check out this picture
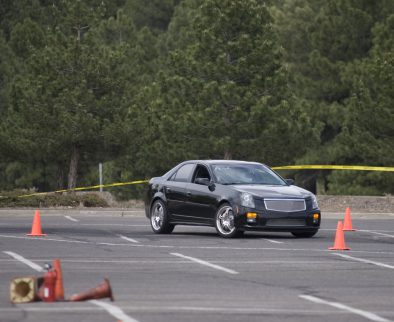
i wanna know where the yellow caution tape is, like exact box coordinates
[16,180,149,198]
[272,165,394,172]
[2,164,393,199]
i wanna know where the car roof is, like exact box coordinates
[161,160,271,180]
[184,160,264,166]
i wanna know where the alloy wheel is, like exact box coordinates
[151,202,164,231]
[216,206,236,235]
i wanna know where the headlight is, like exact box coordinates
[311,195,319,209]
[241,192,255,208]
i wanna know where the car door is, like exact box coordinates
[184,164,218,224]
[165,163,196,220]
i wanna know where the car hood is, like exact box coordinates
[233,184,312,199]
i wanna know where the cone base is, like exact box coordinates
[27,234,46,236]
[343,229,356,231]
[329,247,350,250]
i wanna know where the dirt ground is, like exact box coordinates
[317,195,394,213]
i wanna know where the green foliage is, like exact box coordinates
[1,0,135,190]
[326,171,391,196]
[135,0,318,176]
[0,191,108,208]
[0,31,14,123]
[79,193,109,207]
[124,0,180,33]
[0,0,393,198]
[274,0,394,194]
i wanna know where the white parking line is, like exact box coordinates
[64,215,79,222]
[321,229,394,239]
[3,251,44,272]
[358,230,394,238]
[80,224,149,227]
[299,295,393,322]
[0,223,149,227]
[0,305,359,314]
[262,238,283,244]
[0,235,90,244]
[1,234,394,255]
[171,252,238,274]
[0,307,100,312]
[97,242,136,246]
[90,300,140,322]
[0,258,352,265]
[118,234,139,243]
[333,253,394,270]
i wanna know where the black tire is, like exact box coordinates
[215,203,242,238]
[291,230,318,238]
[150,200,174,234]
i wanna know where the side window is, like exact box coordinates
[172,164,195,182]
[193,165,211,182]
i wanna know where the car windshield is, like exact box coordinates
[212,163,286,185]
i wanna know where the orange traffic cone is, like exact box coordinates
[27,210,46,236]
[343,207,356,231]
[68,278,114,302]
[329,221,350,250]
[53,259,65,301]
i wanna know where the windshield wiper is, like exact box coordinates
[222,182,285,185]
[221,182,246,185]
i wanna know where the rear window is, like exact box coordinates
[171,163,195,182]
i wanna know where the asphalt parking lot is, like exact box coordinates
[1,209,393,322]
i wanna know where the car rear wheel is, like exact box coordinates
[215,203,242,238]
[150,200,174,234]
[291,230,318,238]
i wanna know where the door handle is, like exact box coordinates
[165,187,171,193]
[186,192,191,197]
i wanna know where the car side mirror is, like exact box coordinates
[285,179,295,185]
[195,178,210,186]
[208,181,216,191]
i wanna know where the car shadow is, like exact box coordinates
[170,230,296,240]
[171,231,219,238]
[242,233,294,239]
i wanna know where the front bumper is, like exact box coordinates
[235,206,321,232]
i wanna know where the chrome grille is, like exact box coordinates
[266,219,306,226]
[264,199,306,212]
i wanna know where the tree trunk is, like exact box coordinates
[67,145,79,190]
[56,165,65,190]
[222,103,232,160]
[224,150,232,160]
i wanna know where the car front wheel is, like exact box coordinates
[150,200,174,234]
[215,203,242,238]
[291,230,318,238]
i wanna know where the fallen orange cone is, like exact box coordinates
[329,221,350,250]
[53,259,65,301]
[343,207,356,231]
[10,276,43,303]
[68,278,114,302]
[27,209,46,237]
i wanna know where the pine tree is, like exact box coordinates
[136,0,317,175]
[3,1,130,190]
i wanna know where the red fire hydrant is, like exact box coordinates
[38,264,57,302]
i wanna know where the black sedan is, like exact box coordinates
[145,160,321,238]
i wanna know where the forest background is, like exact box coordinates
[0,0,393,199]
